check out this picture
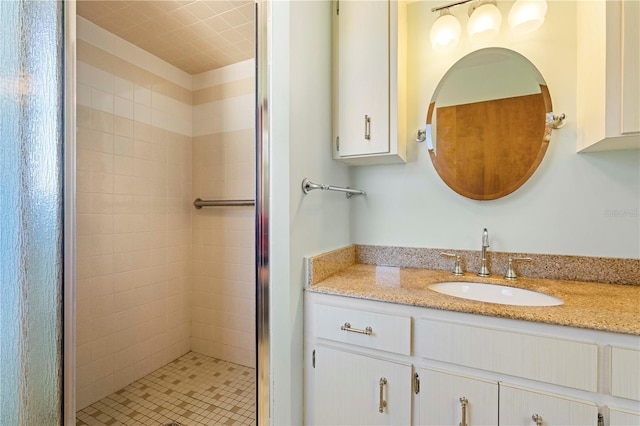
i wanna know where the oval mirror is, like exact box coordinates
[426,47,553,200]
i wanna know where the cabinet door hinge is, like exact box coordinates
[312,349,316,368]
[336,136,340,152]
[413,372,420,394]
[597,413,604,426]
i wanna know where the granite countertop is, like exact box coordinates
[307,264,640,336]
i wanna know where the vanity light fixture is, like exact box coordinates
[467,1,502,42]
[430,8,462,50]
[508,0,547,34]
[429,0,548,50]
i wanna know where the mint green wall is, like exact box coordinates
[350,1,639,258]
[270,1,350,424]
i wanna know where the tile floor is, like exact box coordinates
[76,352,256,426]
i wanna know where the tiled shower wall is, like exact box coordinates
[191,63,256,368]
[75,17,255,410]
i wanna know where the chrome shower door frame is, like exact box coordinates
[255,0,271,424]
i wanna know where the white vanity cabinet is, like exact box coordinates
[418,370,598,426]
[419,368,498,425]
[499,384,598,426]
[577,0,640,152]
[609,407,640,425]
[306,302,413,425]
[417,319,599,425]
[332,0,407,165]
[313,346,413,425]
[611,345,640,401]
[607,346,640,425]
[304,292,640,425]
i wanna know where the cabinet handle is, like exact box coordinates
[364,115,371,140]
[379,377,387,413]
[532,414,543,426]
[459,396,468,426]
[340,322,373,335]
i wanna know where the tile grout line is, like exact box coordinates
[77,351,256,426]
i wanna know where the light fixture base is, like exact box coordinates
[467,0,497,17]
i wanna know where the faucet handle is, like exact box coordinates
[504,257,532,280]
[441,252,464,276]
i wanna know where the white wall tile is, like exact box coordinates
[114,97,134,119]
[151,92,168,112]
[114,77,134,101]
[77,22,256,410]
[77,61,92,85]
[91,89,114,114]
[192,58,254,89]
[90,22,115,54]
[77,16,92,42]
[92,68,113,93]
[152,109,168,129]
[82,18,192,90]
[134,103,152,125]
[77,83,92,108]
[134,85,152,107]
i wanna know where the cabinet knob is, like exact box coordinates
[532,413,543,426]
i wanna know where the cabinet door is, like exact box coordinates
[419,368,498,426]
[621,0,639,135]
[611,346,640,401]
[500,383,598,426]
[313,346,412,425]
[609,407,640,425]
[337,0,390,157]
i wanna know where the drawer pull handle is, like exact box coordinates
[532,414,543,426]
[364,115,371,140]
[340,322,373,335]
[459,396,468,426]
[379,377,387,413]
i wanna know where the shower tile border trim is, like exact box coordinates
[78,41,255,111]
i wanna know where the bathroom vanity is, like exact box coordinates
[303,256,640,425]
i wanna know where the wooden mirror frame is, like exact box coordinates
[426,48,553,200]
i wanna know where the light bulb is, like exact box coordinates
[508,0,547,34]
[467,2,502,43]
[430,10,461,51]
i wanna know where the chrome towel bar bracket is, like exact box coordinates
[301,178,365,199]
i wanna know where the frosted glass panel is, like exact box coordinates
[0,0,64,424]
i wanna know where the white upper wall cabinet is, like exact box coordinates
[577,0,640,152]
[332,0,407,165]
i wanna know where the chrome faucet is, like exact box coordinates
[478,228,490,277]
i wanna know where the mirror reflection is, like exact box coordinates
[426,47,552,200]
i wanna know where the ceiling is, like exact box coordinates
[77,1,255,75]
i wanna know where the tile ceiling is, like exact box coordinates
[77,1,255,75]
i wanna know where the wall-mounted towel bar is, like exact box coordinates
[301,178,365,198]
[193,198,255,209]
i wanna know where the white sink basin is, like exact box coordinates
[428,281,563,306]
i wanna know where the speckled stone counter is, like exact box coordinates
[306,246,640,336]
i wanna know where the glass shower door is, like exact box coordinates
[0,0,65,423]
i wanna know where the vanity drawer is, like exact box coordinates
[313,304,411,355]
[611,346,640,401]
[418,319,598,392]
